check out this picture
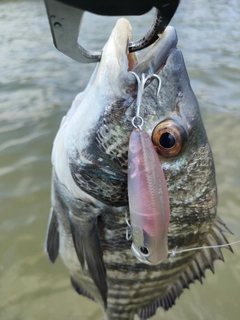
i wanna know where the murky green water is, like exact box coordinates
[1,0,240,319]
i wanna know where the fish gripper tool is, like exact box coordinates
[44,0,180,63]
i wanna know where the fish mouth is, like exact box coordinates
[130,25,178,75]
[101,18,178,86]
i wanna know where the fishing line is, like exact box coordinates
[168,240,240,257]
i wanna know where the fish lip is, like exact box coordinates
[100,20,178,90]
[129,26,178,75]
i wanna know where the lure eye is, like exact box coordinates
[152,120,188,157]
[140,246,149,255]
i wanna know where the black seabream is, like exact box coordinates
[45,18,232,320]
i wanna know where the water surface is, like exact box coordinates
[1,0,240,319]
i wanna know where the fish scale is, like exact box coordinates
[46,19,232,320]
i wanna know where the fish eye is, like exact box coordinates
[152,120,188,157]
[140,246,149,256]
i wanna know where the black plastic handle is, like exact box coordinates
[57,0,180,16]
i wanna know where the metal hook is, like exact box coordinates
[125,211,132,241]
[130,72,161,129]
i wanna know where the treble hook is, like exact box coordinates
[130,72,161,129]
[125,211,132,241]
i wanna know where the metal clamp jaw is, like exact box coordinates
[44,0,180,63]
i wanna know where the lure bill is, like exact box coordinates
[128,128,170,265]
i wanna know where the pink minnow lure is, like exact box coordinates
[128,128,170,265]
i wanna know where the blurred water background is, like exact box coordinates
[0,0,240,319]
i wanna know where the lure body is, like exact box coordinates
[128,129,170,265]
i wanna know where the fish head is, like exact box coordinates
[53,18,217,258]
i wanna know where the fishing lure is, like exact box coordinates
[127,73,170,265]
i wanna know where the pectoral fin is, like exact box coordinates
[45,208,59,263]
[70,276,95,301]
[69,215,85,268]
[69,214,107,309]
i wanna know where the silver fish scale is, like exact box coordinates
[69,98,138,205]
[96,99,135,171]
